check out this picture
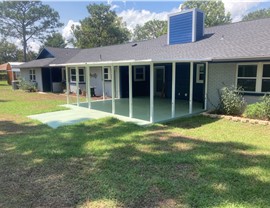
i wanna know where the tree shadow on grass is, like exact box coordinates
[0,117,270,208]
[165,115,219,129]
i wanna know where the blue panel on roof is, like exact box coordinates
[196,11,204,41]
[169,12,193,45]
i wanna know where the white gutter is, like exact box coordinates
[49,58,212,67]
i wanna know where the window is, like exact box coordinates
[196,64,204,83]
[62,68,66,81]
[29,69,36,81]
[236,63,270,93]
[70,68,85,83]
[262,64,270,92]
[134,66,145,81]
[237,64,257,91]
[103,67,111,80]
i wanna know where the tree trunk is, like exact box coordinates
[22,24,27,62]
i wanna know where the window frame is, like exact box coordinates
[29,69,36,82]
[103,67,111,81]
[134,66,146,82]
[262,64,270,92]
[70,67,85,83]
[236,62,270,93]
[196,64,204,84]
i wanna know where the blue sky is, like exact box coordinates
[27,1,270,51]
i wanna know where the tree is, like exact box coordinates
[72,3,130,48]
[0,39,36,64]
[133,20,167,41]
[43,33,67,48]
[0,1,63,61]
[242,8,270,21]
[183,0,232,27]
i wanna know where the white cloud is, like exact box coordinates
[62,20,80,46]
[28,41,41,53]
[118,7,179,31]
[223,0,260,22]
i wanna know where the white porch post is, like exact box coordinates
[102,66,105,100]
[65,66,70,105]
[204,62,208,111]
[150,62,154,123]
[189,62,194,114]
[128,64,133,118]
[76,66,79,107]
[171,62,176,118]
[111,65,115,114]
[86,66,91,109]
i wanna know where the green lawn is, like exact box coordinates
[0,81,270,208]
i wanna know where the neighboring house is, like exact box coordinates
[20,8,270,123]
[0,62,24,85]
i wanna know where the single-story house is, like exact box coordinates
[0,62,24,84]
[20,8,270,123]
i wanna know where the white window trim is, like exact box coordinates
[70,67,85,83]
[196,64,204,84]
[236,62,270,93]
[134,66,146,82]
[103,67,112,81]
[29,69,36,82]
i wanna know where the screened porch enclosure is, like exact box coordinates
[66,61,208,123]
[78,98,203,122]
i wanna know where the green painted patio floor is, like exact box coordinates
[77,97,204,123]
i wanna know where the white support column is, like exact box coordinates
[189,62,194,114]
[102,66,105,100]
[111,65,115,114]
[150,62,154,123]
[76,66,79,107]
[65,66,70,104]
[128,64,133,118]
[171,62,176,118]
[86,66,91,109]
[204,62,208,110]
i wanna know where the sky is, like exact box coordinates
[27,0,270,51]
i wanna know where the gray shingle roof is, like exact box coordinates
[19,58,55,68]
[21,18,270,68]
[65,18,270,64]
[44,47,81,64]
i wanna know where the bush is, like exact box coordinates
[218,86,246,115]
[244,103,265,119]
[244,94,270,120]
[18,79,37,92]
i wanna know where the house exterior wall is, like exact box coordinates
[69,67,113,97]
[207,62,263,110]
[20,68,43,91]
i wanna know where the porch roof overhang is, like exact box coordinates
[49,58,212,67]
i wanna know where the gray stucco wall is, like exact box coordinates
[20,68,43,91]
[207,63,236,110]
[207,62,264,110]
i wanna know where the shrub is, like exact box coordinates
[218,86,246,115]
[261,94,270,120]
[244,94,270,120]
[244,103,265,119]
[18,79,37,92]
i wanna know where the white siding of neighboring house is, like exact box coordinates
[20,68,43,92]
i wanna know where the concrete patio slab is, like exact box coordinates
[28,104,150,129]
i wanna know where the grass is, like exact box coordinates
[0,81,270,208]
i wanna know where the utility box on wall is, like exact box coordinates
[168,8,204,45]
